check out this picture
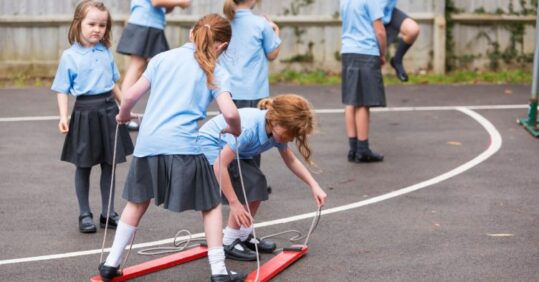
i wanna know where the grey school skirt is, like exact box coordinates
[221,159,269,205]
[116,23,169,58]
[122,154,221,213]
[341,53,386,107]
[61,92,134,167]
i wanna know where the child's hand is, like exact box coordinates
[230,202,252,227]
[221,126,241,137]
[116,110,131,124]
[311,184,327,207]
[58,117,69,134]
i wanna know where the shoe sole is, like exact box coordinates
[79,228,97,233]
[100,223,117,229]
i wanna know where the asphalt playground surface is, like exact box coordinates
[0,83,538,281]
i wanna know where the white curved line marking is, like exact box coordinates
[0,107,502,266]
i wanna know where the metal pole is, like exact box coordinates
[527,1,539,126]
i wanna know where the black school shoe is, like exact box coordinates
[355,150,384,163]
[100,212,120,229]
[99,262,122,282]
[347,150,356,162]
[79,212,97,233]
[224,239,257,261]
[390,57,409,82]
[211,270,247,282]
[243,234,276,253]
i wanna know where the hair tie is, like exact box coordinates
[204,24,211,29]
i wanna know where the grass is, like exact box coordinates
[0,69,532,88]
[270,69,533,85]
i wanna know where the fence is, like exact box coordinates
[0,0,536,78]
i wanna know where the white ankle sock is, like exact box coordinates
[239,226,253,241]
[223,226,241,246]
[208,247,227,275]
[104,221,137,267]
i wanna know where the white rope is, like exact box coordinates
[233,136,261,282]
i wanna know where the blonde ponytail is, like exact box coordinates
[191,14,232,88]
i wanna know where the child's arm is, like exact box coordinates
[151,0,191,9]
[373,18,387,66]
[215,92,241,137]
[279,147,327,207]
[111,84,122,105]
[263,15,281,61]
[117,77,150,124]
[213,146,253,227]
[56,93,69,134]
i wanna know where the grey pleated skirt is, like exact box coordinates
[221,159,269,205]
[123,154,221,213]
[116,23,169,58]
[61,92,134,167]
[341,53,386,107]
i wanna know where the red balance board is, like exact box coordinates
[90,245,208,282]
[245,245,308,282]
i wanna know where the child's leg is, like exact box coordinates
[100,163,114,216]
[355,107,383,162]
[202,204,228,275]
[75,166,92,215]
[238,201,261,241]
[104,201,150,267]
[121,55,147,91]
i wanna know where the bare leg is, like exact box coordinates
[121,55,147,91]
[203,204,224,248]
[400,18,420,44]
[355,106,370,141]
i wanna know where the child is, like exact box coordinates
[98,14,246,282]
[116,0,192,130]
[51,0,134,234]
[382,0,420,81]
[340,0,386,163]
[221,0,282,172]
[198,94,327,261]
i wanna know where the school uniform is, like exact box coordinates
[116,0,169,58]
[198,108,287,205]
[220,9,281,103]
[122,43,232,213]
[340,0,386,107]
[382,0,410,44]
[51,42,134,168]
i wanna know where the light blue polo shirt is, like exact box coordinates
[128,0,166,30]
[198,108,287,164]
[220,9,281,101]
[382,0,398,24]
[340,0,383,56]
[51,43,120,96]
[134,43,232,157]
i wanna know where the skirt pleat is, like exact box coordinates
[123,155,221,213]
[61,93,134,167]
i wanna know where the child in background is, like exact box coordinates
[98,14,246,282]
[51,0,134,234]
[221,0,281,177]
[382,0,420,81]
[116,0,192,130]
[340,0,386,163]
[198,94,327,261]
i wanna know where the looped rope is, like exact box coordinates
[138,230,206,255]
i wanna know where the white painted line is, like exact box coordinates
[0,104,529,122]
[0,107,502,266]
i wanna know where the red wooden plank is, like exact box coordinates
[90,245,208,282]
[245,245,308,282]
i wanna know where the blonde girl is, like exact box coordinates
[99,14,246,282]
[198,94,327,261]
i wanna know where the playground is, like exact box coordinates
[0,83,537,281]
